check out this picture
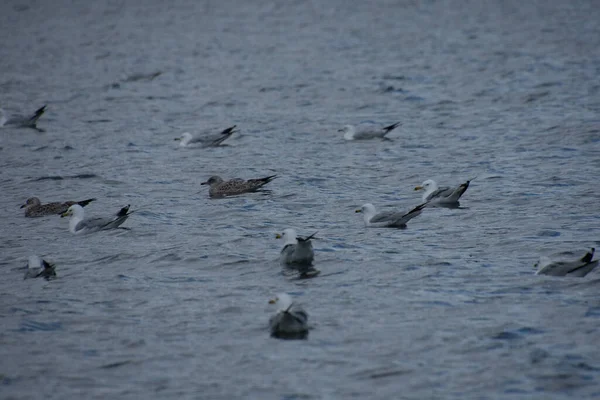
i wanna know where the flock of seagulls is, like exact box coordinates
[9,106,598,339]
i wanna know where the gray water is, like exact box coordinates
[1,0,600,399]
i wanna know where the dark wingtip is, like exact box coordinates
[78,198,97,207]
[116,204,131,217]
[221,125,238,135]
[581,248,595,263]
[383,122,401,134]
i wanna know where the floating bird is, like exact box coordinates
[200,174,277,198]
[0,105,47,131]
[356,203,425,228]
[24,256,56,281]
[20,197,96,217]
[174,125,238,147]
[61,204,133,234]
[339,122,400,140]
[276,229,317,266]
[535,248,599,277]
[268,293,309,339]
[414,179,471,205]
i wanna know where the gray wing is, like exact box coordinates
[280,242,314,266]
[371,204,425,226]
[75,214,130,232]
[370,210,406,223]
[269,305,309,335]
[425,186,453,201]
[353,127,386,140]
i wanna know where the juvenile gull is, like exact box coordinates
[339,122,400,141]
[174,125,238,147]
[24,255,56,281]
[356,203,426,228]
[61,204,133,234]
[20,197,96,217]
[414,179,470,204]
[268,293,309,339]
[535,248,599,277]
[201,174,277,198]
[276,229,317,266]
[0,105,47,131]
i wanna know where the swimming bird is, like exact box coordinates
[535,248,599,277]
[414,179,470,205]
[0,105,47,131]
[20,197,96,218]
[276,229,317,266]
[24,256,56,281]
[174,125,238,147]
[268,293,309,339]
[61,204,133,234]
[200,174,277,198]
[356,203,426,228]
[338,122,400,140]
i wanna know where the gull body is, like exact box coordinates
[61,204,133,234]
[268,293,309,339]
[414,179,470,204]
[24,255,56,280]
[535,248,599,277]
[339,122,400,141]
[0,105,47,131]
[276,228,317,266]
[201,174,277,198]
[174,125,238,147]
[20,197,96,217]
[356,203,425,228]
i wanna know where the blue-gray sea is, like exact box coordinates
[1,0,600,399]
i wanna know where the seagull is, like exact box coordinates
[414,179,471,205]
[61,204,133,234]
[20,197,96,218]
[0,105,47,131]
[268,293,309,339]
[535,248,599,277]
[276,229,317,266]
[174,125,238,147]
[200,175,277,198]
[356,203,426,228]
[24,256,56,281]
[338,122,400,141]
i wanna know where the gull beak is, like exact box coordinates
[275,233,282,239]
[337,129,343,132]
[200,181,208,185]
[414,186,423,191]
[268,298,277,304]
[20,204,26,208]
[174,137,180,141]
[355,209,362,213]
[60,210,70,218]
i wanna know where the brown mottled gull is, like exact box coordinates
[200,174,276,198]
[21,197,96,218]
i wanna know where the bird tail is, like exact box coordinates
[116,205,133,217]
[382,122,401,135]
[77,198,96,207]
[28,105,47,124]
[220,125,238,135]
[298,232,318,242]
[581,248,595,263]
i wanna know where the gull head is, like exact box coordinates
[275,228,298,245]
[339,124,356,140]
[200,175,224,187]
[269,293,294,311]
[21,197,41,208]
[174,132,193,147]
[356,203,377,223]
[61,204,84,218]
[414,179,437,192]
